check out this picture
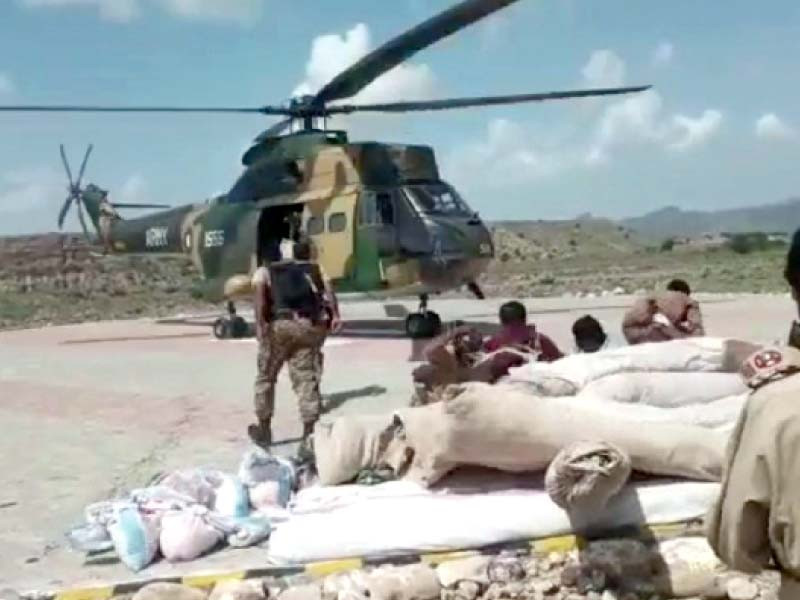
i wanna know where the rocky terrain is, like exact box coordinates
[0,221,789,331]
[83,537,778,600]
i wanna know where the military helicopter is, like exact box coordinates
[0,0,650,339]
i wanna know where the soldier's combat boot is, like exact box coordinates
[296,421,316,462]
[247,419,272,449]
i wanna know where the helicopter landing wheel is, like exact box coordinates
[405,311,441,339]
[213,317,230,340]
[213,315,249,340]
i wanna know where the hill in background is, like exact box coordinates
[620,197,800,240]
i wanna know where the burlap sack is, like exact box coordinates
[313,415,398,486]
[544,440,631,513]
[397,382,726,487]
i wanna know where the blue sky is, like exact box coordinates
[0,0,798,234]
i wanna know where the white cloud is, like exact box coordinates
[582,49,626,88]
[0,73,16,97]
[0,167,63,215]
[652,42,674,67]
[21,0,139,22]
[117,174,148,204]
[19,0,264,23]
[445,118,571,186]
[668,110,723,151]
[155,0,262,23]
[755,113,796,141]
[447,48,724,190]
[293,23,437,105]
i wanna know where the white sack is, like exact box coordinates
[397,383,726,486]
[268,478,718,563]
[556,393,748,429]
[505,338,735,394]
[580,372,747,408]
[159,507,223,562]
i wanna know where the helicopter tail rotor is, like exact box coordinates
[57,144,95,243]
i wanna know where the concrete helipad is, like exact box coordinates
[0,294,794,591]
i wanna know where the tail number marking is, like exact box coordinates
[204,229,225,248]
[145,226,169,248]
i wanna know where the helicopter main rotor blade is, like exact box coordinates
[313,0,520,106]
[57,195,74,229]
[59,144,74,187]
[111,203,171,209]
[254,117,294,142]
[326,85,652,114]
[76,144,93,188]
[0,105,293,115]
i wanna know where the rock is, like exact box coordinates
[436,556,492,588]
[453,580,481,600]
[725,576,759,600]
[529,580,558,596]
[277,584,323,600]
[133,584,208,600]
[209,580,266,600]
[367,564,441,600]
[600,591,618,600]
[560,564,580,587]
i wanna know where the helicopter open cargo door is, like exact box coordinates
[305,193,356,281]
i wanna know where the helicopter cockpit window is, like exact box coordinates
[405,185,470,216]
[359,191,395,226]
[328,212,347,233]
[307,216,324,236]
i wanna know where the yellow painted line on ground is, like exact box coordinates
[55,586,114,600]
[182,571,246,589]
[420,550,480,565]
[531,534,585,554]
[305,558,364,578]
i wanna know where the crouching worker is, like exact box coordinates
[250,239,328,451]
[411,323,527,406]
[485,301,563,361]
[706,230,800,600]
[622,279,704,345]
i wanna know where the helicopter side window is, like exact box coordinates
[307,216,324,236]
[406,185,470,216]
[359,191,394,226]
[329,212,347,233]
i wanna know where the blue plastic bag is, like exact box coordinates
[106,503,159,572]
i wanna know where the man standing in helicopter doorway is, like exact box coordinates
[250,238,335,451]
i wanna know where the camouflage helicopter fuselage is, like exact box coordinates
[80,130,494,303]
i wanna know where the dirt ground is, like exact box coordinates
[0,294,794,592]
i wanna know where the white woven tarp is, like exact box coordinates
[267,477,718,563]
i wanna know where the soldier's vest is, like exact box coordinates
[268,260,324,321]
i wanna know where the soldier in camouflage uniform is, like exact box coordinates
[249,239,335,450]
[97,193,119,254]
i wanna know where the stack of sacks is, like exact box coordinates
[66,451,294,571]
[393,381,726,487]
[504,338,760,396]
[310,381,727,488]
